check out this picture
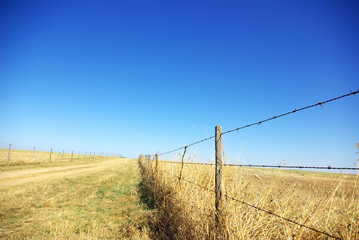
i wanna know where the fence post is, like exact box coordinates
[71,151,73,161]
[33,146,36,161]
[6,143,11,164]
[49,148,52,162]
[215,126,223,231]
[178,147,187,185]
[156,154,159,172]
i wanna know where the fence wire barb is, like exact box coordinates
[158,90,358,156]
[160,168,342,240]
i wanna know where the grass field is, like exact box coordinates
[140,157,359,239]
[2,149,357,239]
[0,158,152,239]
[0,148,115,168]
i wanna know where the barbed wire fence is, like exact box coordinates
[0,143,122,165]
[141,89,359,239]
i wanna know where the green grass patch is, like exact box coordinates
[0,159,152,239]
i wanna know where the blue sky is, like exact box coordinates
[0,0,358,168]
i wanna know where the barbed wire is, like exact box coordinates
[222,89,358,135]
[158,89,358,156]
[159,160,359,171]
[223,163,359,171]
[159,135,215,156]
[157,167,342,240]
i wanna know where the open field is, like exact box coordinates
[140,158,359,239]
[0,158,152,239]
[0,148,116,168]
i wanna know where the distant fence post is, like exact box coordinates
[7,143,11,164]
[156,154,159,172]
[215,126,223,231]
[33,146,36,161]
[49,148,53,162]
[71,151,73,161]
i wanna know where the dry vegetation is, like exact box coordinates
[0,148,115,168]
[0,158,152,239]
[140,157,359,239]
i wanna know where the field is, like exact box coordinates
[1,148,358,239]
[0,148,110,167]
[140,158,359,239]
[0,154,152,239]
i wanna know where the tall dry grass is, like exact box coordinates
[139,157,359,239]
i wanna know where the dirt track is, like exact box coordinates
[0,158,125,187]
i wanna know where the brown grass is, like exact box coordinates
[0,148,116,168]
[140,157,359,239]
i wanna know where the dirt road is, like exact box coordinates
[0,158,125,187]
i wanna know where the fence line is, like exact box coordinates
[144,161,342,239]
[224,163,358,170]
[145,90,359,239]
[159,160,359,171]
[0,143,123,165]
[158,89,358,157]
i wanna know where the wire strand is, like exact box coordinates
[159,160,359,171]
[158,89,359,156]
[159,168,342,240]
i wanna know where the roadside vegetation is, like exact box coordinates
[140,157,359,239]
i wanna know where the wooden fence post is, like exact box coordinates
[71,151,73,161]
[178,147,187,184]
[215,126,223,230]
[49,148,52,162]
[156,154,159,172]
[6,143,11,164]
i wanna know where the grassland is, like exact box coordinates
[0,158,152,239]
[140,158,359,239]
[0,148,116,170]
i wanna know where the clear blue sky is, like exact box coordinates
[0,0,358,168]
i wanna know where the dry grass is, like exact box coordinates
[0,158,152,239]
[0,148,116,168]
[140,157,359,239]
